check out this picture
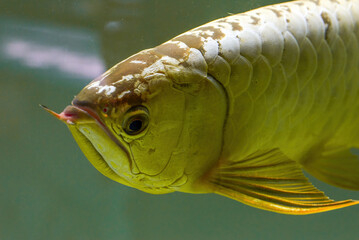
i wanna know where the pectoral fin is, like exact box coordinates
[302,146,359,190]
[209,149,358,215]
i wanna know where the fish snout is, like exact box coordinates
[40,104,95,125]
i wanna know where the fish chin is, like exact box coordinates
[69,121,175,194]
[67,123,136,188]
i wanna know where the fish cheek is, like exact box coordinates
[128,87,187,180]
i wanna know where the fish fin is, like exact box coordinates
[302,146,359,190]
[209,149,359,215]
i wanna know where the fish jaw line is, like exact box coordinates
[71,105,140,175]
[66,124,135,188]
[49,104,181,193]
[72,106,179,188]
[73,123,175,193]
[57,103,140,186]
[70,104,131,161]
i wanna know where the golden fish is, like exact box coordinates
[43,0,359,214]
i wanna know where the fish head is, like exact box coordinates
[44,48,226,194]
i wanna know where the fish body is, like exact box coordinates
[44,0,359,214]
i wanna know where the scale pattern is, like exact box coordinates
[67,0,359,212]
[83,0,359,163]
[151,0,359,162]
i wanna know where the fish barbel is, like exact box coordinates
[43,0,359,214]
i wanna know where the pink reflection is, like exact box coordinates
[3,39,105,79]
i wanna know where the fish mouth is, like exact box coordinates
[42,103,179,192]
[70,104,129,156]
[66,105,179,191]
[68,123,136,188]
[41,103,136,187]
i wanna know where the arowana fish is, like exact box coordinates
[42,0,359,214]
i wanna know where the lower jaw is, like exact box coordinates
[67,124,135,188]
[66,124,185,194]
[67,124,176,194]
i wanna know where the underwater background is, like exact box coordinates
[1,0,358,239]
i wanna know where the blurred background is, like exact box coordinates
[1,0,358,239]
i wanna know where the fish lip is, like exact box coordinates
[71,104,122,147]
[69,104,182,190]
[70,103,134,175]
[68,124,135,187]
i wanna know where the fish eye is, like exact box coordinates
[123,106,149,135]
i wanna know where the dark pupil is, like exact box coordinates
[129,120,142,132]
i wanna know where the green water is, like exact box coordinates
[1,0,358,239]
